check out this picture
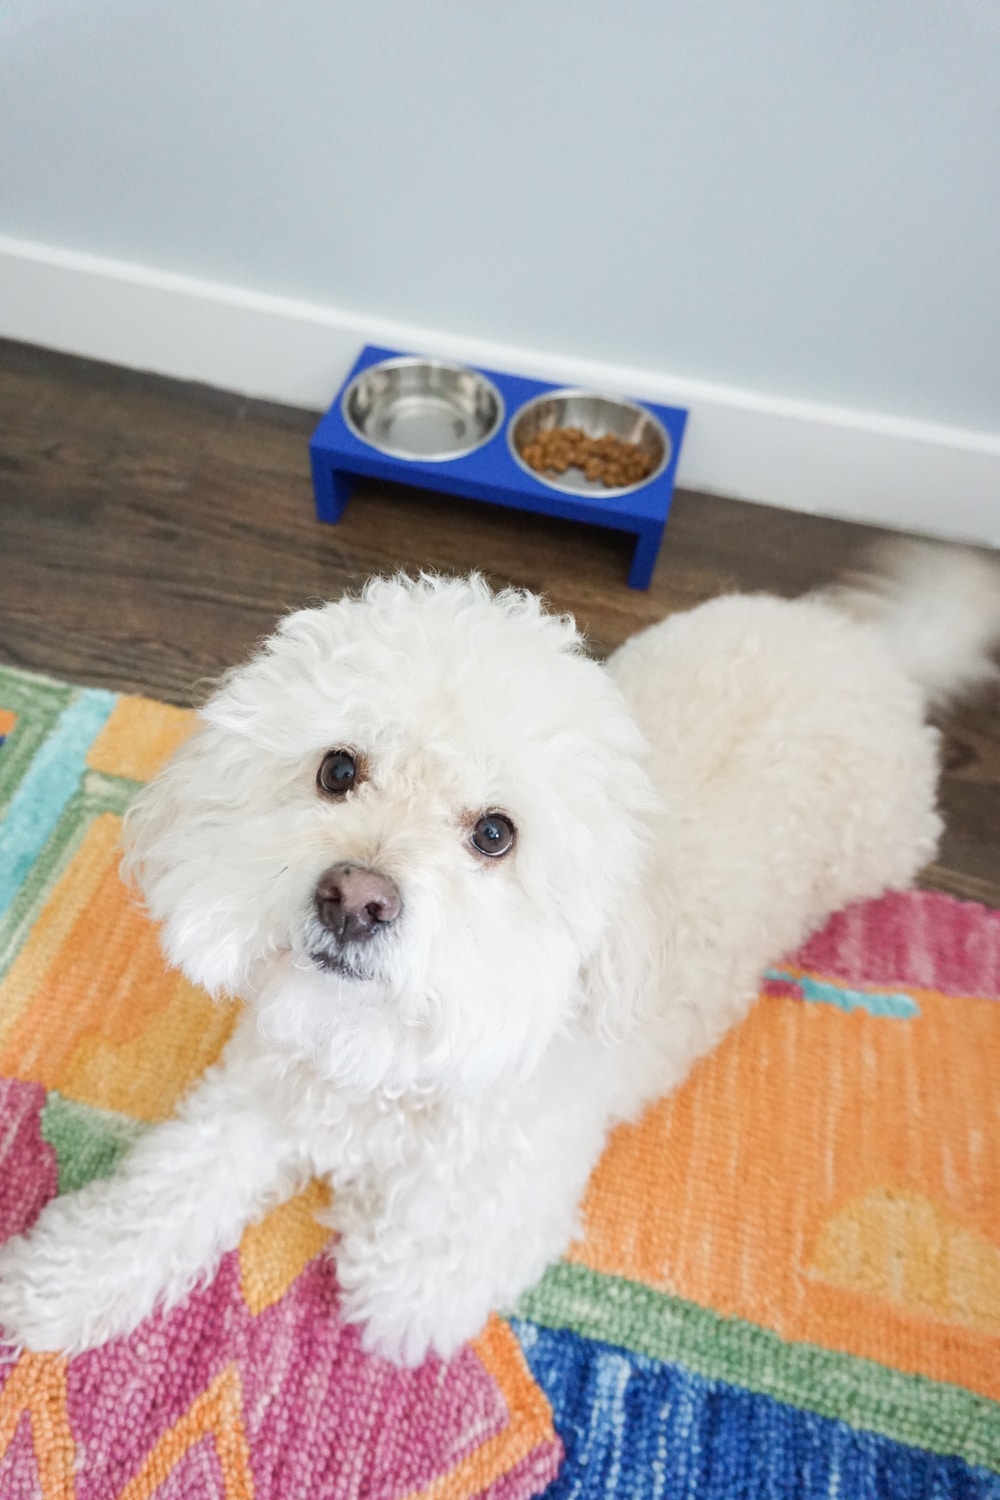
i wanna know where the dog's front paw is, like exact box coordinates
[0,1183,163,1354]
[334,1237,491,1367]
[340,1283,445,1368]
[340,1284,465,1367]
[0,1232,100,1354]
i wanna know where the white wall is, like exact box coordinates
[1,0,998,538]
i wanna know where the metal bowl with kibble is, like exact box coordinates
[508,389,670,498]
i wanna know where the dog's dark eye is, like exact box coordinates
[470,813,515,858]
[317,750,358,797]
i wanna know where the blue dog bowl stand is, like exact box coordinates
[309,345,688,590]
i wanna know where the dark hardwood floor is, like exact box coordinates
[1,337,998,905]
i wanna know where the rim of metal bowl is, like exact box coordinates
[507,387,671,497]
[341,355,505,462]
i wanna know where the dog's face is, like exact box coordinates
[125,576,653,1094]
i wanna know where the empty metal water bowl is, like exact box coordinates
[342,356,504,462]
[508,389,670,497]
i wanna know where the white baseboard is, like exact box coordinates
[1,233,997,546]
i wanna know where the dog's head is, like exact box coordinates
[124,575,654,1093]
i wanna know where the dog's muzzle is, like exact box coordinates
[314,863,402,945]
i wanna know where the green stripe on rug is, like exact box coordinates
[518,1261,1000,1473]
[41,1091,149,1195]
[0,667,74,819]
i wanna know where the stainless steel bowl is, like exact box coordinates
[508,389,670,497]
[342,357,504,462]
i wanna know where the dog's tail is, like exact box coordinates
[831,539,1000,709]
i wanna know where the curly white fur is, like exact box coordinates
[0,547,996,1364]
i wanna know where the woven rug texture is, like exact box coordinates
[0,664,997,1499]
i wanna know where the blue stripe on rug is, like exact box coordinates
[512,1320,1000,1500]
[0,688,115,917]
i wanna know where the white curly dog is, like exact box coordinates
[0,543,996,1364]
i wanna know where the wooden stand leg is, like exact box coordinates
[627,526,663,590]
[311,453,353,524]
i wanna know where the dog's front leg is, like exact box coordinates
[0,1020,304,1354]
[328,1061,609,1367]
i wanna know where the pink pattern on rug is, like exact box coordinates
[156,1441,227,1500]
[761,977,803,1001]
[64,1253,511,1500]
[0,1080,58,1243]
[791,890,1000,998]
[0,1420,39,1500]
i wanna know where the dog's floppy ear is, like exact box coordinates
[121,722,258,997]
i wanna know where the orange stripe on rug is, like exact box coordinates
[0,814,122,1049]
[0,838,236,1121]
[86,696,196,782]
[239,1180,334,1315]
[571,983,1000,1401]
[116,1365,254,1500]
[0,1354,76,1500]
[402,1318,557,1500]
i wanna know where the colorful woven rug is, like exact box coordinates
[0,664,998,1499]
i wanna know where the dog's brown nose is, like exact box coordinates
[314,864,402,943]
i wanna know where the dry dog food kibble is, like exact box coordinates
[519,427,657,488]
